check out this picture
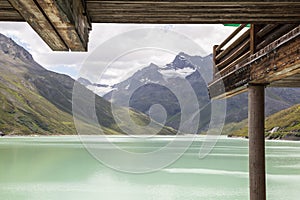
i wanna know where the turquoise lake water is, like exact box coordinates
[0,136,299,200]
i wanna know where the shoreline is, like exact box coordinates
[1,133,300,141]
[228,134,300,141]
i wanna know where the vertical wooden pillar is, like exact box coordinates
[250,24,265,54]
[213,45,218,79]
[248,84,266,200]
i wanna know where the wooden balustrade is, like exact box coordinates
[212,24,298,81]
[210,24,300,99]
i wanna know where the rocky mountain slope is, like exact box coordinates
[97,52,300,132]
[0,33,176,135]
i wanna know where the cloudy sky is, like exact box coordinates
[0,22,238,85]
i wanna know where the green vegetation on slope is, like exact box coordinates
[226,104,300,139]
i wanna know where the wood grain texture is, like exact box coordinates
[248,84,266,200]
[1,0,300,23]
[209,25,300,99]
[36,0,91,51]
[7,0,68,51]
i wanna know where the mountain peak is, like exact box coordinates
[178,52,190,57]
[148,62,159,68]
[164,52,196,70]
[0,33,34,62]
[77,77,92,86]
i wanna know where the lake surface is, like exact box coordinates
[0,136,300,200]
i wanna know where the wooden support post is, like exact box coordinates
[248,84,266,200]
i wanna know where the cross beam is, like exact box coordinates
[8,0,91,51]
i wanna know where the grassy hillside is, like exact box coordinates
[0,33,176,136]
[226,104,300,139]
[0,55,76,135]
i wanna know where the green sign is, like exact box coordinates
[224,24,251,28]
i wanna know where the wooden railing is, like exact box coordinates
[212,24,298,81]
[210,24,300,99]
[213,24,250,80]
[255,24,299,51]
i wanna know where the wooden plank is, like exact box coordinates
[216,39,250,70]
[209,63,250,98]
[216,87,248,100]
[88,17,300,24]
[216,28,250,62]
[86,1,300,23]
[0,0,13,8]
[87,7,300,13]
[257,24,278,38]
[271,81,300,87]
[0,9,23,21]
[257,24,298,50]
[2,0,300,23]
[88,13,300,19]
[7,0,68,51]
[86,1,300,6]
[215,51,250,79]
[216,24,248,52]
[36,0,91,51]
[250,24,263,54]
[251,36,300,83]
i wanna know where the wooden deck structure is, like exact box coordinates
[208,23,300,200]
[0,1,300,200]
[209,24,300,98]
[0,0,300,51]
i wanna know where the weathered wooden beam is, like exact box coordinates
[8,0,91,51]
[216,24,248,52]
[257,24,278,38]
[250,24,262,54]
[3,0,300,24]
[208,64,250,99]
[251,35,300,84]
[216,29,250,63]
[216,39,250,70]
[256,24,298,50]
[0,9,23,21]
[271,81,300,87]
[0,0,23,21]
[215,51,251,79]
[7,0,68,51]
[36,0,91,51]
[86,1,300,24]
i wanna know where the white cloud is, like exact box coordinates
[0,22,237,83]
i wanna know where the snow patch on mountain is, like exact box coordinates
[159,67,196,79]
[140,77,160,84]
[87,85,116,96]
[178,55,187,61]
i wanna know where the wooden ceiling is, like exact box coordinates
[0,0,22,21]
[1,0,300,24]
[1,0,299,51]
